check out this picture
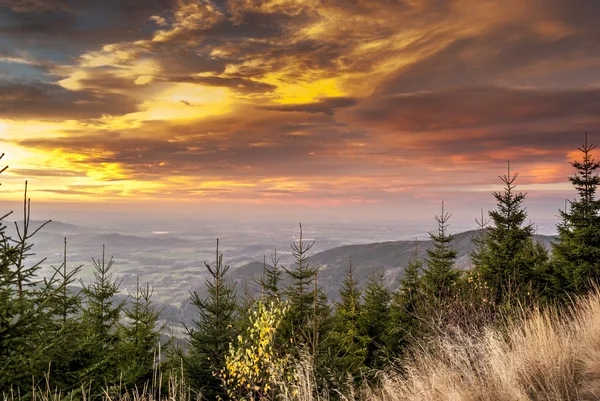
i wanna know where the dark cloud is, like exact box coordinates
[378,26,600,95]
[12,108,370,180]
[37,188,124,196]
[0,82,137,120]
[261,97,358,115]
[537,0,600,34]
[9,168,87,177]
[342,87,600,131]
[167,75,277,94]
[0,0,174,63]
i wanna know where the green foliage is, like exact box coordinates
[328,260,368,382]
[553,135,600,294]
[280,225,330,351]
[358,270,391,370]
[257,251,283,303]
[118,278,163,389]
[0,176,63,392]
[387,243,424,359]
[280,224,333,393]
[422,202,460,304]
[282,225,322,341]
[79,246,125,394]
[471,163,538,305]
[186,239,238,400]
[44,239,86,392]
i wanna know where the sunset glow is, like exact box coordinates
[1,0,599,221]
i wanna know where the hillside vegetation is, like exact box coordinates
[372,289,600,401]
[3,136,600,401]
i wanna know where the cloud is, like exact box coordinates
[341,87,600,131]
[167,75,277,94]
[261,97,358,115]
[0,82,137,120]
[8,168,87,177]
[3,0,600,212]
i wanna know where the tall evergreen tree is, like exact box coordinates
[280,224,331,392]
[422,202,460,303]
[329,259,368,381]
[281,224,328,347]
[54,238,83,324]
[387,242,424,359]
[358,269,391,370]
[46,239,85,392]
[553,134,600,293]
[257,250,282,302]
[471,162,537,305]
[79,246,125,394]
[186,239,238,400]
[0,174,63,393]
[118,278,163,389]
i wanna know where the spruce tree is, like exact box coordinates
[236,280,257,333]
[387,242,424,359]
[54,239,83,324]
[118,278,163,389]
[280,224,331,391]
[553,135,600,293]
[328,259,368,381]
[186,239,238,400]
[422,202,460,303]
[0,173,63,393]
[79,246,125,394]
[281,224,329,348]
[358,269,391,370]
[471,162,537,305]
[46,239,85,392]
[257,250,282,303]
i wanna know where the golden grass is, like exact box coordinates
[371,291,600,401]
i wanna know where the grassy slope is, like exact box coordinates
[370,291,600,401]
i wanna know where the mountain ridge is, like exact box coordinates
[230,230,556,300]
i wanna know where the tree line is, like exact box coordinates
[2,136,600,400]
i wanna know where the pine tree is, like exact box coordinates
[45,239,85,392]
[471,162,537,305]
[79,246,125,394]
[387,242,424,359]
[283,224,320,335]
[0,171,64,392]
[281,224,329,349]
[54,238,83,324]
[236,280,257,334]
[118,278,163,389]
[328,259,368,381]
[358,269,391,370]
[553,134,600,294]
[280,224,331,391]
[257,250,282,303]
[186,239,238,400]
[422,202,460,304]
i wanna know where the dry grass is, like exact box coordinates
[371,291,600,401]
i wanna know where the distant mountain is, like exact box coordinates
[5,220,81,234]
[92,233,194,249]
[230,230,556,301]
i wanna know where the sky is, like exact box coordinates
[0,0,599,227]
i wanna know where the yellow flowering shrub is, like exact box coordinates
[220,300,291,400]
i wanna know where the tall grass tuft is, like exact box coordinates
[371,290,600,401]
